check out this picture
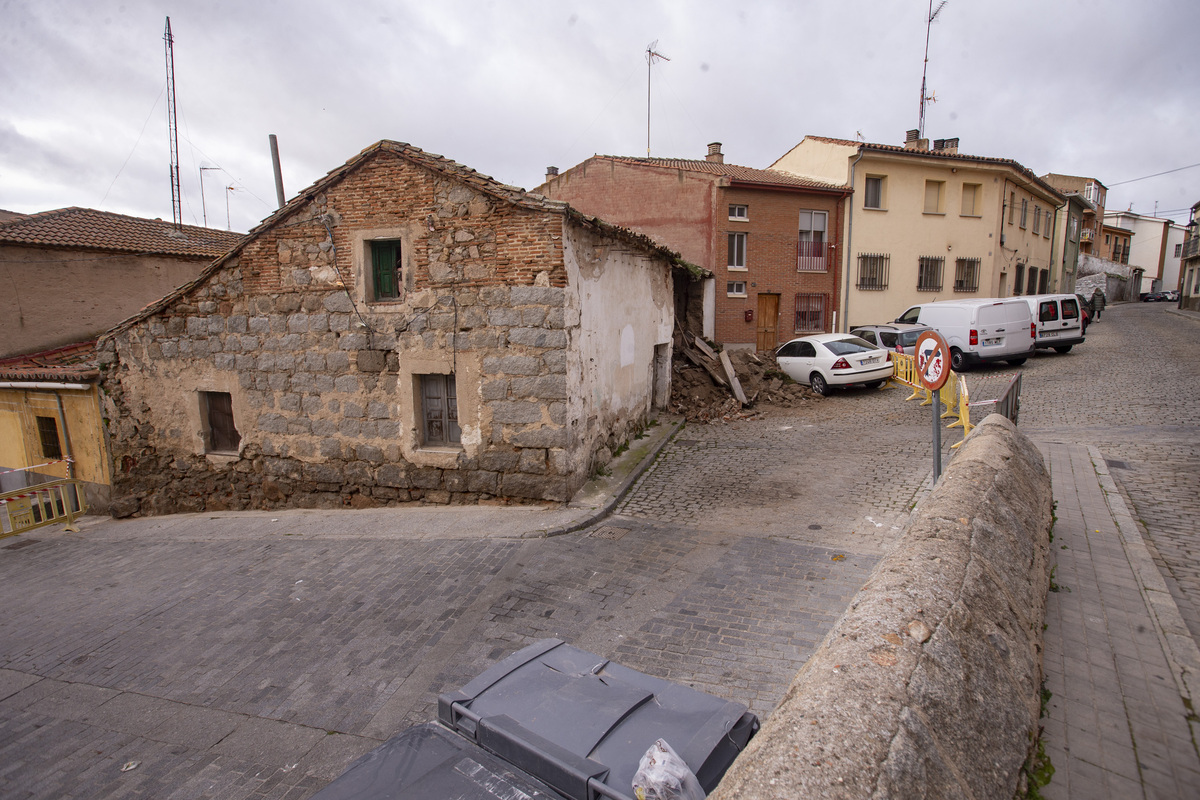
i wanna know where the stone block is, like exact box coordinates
[343,402,364,419]
[326,350,351,372]
[367,401,391,420]
[357,349,387,372]
[410,467,443,490]
[443,470,469,493]
[510,286,565,307]
[466,470,499,494]
[355,444,384,463]
[339,332,369,351]
[312,419,337,436]
[489,401,543,424]
[302,396,323,415]
[518,448,547,474]
[487,308,522,327]
[249,316,270,334]
[479,449,520,471]
[335,375,360,393]
[324,294,354,313]
[227,315,248,333]
[521,307,547,327]
[303,352,326,371]
[500,355,540,375]
[501,472,567,502]
[278,393,301,412]
[257,413,288,434]
[319,439,342,459]
[482,379,509,401]
[549,401,566,425]
[508,328,568,349]
[186,317,207,336]
[510,426,567,448]
[376,464,410,488]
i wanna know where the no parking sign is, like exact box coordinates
[915,330,950,482]
[915,331,950,392]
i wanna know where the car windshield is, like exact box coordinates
[823,336,878,355]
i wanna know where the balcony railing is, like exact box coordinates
[1183,236,1200,260]
[797,240,827,271]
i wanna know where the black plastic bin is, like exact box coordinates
[311,638,758,800]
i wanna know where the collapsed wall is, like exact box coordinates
[712,414,1052,799]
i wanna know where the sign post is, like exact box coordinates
[915,331,951,484]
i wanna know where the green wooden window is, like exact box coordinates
[36,416,62,459]
[371,240,402,300]
[421,374,461,446]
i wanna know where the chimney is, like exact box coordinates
[933,139,946,151]
[706,142,724,163]
[545,166,559,182]
[943,137,959,155]
[903,129,929,151]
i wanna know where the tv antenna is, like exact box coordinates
[164,17,182,231]
[918,0,947,140]
[646,41,670,157]
[199,166,220,227]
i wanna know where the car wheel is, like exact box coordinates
[1053,345,1072,354]
[864,380,885,389]
[809,372,829,396]
[950,348,966,372]
[1007,357,1027,366]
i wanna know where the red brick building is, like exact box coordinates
[536,144,851,350]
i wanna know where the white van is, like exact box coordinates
[894,298,1035,371]
[1021,294,1085,353]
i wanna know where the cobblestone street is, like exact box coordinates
[1,302,1196,799]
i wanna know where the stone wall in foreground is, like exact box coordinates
[713,414,1052,799]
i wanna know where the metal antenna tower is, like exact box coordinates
[646,41,670,157]
[164,17,182,231]
[918,1,946,140]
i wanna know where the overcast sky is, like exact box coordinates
[2,0,1197,234]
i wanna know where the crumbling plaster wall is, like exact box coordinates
[561,220,674,480]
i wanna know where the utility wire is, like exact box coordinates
[1108,162,1200,187]
[99,85,166,209]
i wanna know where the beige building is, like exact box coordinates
[771,133,1065,328]
[1041,174,1107,256]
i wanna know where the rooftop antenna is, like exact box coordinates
[164,17,182,231]
[918,1,947,140]
[199,166,220,227]
[646,41,670,157]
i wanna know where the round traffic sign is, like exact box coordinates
[915,331,951,391]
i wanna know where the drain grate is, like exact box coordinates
[590,526,631,540]
[4,539,40,551]
[1106,460,1131,471]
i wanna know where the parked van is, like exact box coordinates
[1021,294,1085,353]
[895,298,1035,371]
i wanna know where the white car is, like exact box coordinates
[775,334,893,396]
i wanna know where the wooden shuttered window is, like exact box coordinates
[371,240,402,300]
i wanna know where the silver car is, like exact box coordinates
[850,323,932,356]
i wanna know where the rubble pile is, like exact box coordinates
[669,332,821,423]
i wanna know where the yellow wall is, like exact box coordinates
[0,386,110,488]
[772,139,1061,328]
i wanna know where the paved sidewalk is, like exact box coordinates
[1038,441,1200,799]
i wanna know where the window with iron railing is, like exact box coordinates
[857,253,889,290]
[795,293,827,332]
[954,258,980,292]
[917,256,944,292]
[797,210,827,271]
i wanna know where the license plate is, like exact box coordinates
[983,337,1001,346]
[860,356,881,365]
[1041,330,1059,337]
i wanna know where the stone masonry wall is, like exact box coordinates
[99,149,659,516]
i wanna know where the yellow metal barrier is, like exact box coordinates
[0,479,86,537]
[888,353,973,448]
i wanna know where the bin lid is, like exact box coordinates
[309,722,570,800]
[438,639,756,799]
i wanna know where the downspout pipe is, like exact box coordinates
[843,147,866,331]
[53,391,76,482]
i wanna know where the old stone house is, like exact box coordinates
[98,141,700,516]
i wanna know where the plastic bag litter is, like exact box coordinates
[632,738,705,800]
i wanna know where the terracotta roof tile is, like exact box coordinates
[598,155,849,191]
[793,136,1063,200]
[103,140,706,339]
[0,340,98,383]
[0,207,244,258]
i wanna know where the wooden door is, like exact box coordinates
[756,294,780,351]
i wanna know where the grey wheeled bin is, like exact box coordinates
[311,638,758,800]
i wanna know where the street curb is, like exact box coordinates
[529,416,685,539]
[1166,307,1200,323]
[1089,445,1200,707]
